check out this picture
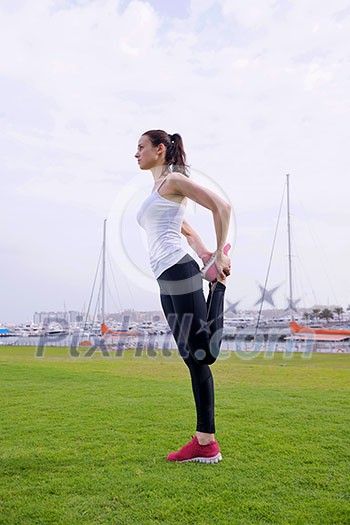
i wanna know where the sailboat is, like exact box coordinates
[86,219,141,339]
[285,175,350,342]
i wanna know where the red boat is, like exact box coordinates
[101,322,141,337]
[290,321,350,338]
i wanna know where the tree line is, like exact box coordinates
[302,305,350,324]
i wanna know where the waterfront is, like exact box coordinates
[1,330,349,356]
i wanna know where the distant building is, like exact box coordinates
[33,311,84,324]
[32,309,165,325]
[104,310,165,323]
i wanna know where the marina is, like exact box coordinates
[1,319,349,356]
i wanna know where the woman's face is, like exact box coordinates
[135,135,163,170]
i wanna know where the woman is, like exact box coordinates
[136,130,231,463]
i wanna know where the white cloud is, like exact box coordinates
[119,0,159,56]
[220,0,278,27]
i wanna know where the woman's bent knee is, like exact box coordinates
[191,347,219,366]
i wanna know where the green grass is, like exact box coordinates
[0,346,349,524]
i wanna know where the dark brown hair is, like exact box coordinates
[142,129,189,176]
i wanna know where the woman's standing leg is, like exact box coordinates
[160,293,216,434]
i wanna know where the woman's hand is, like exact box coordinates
[215,253,231,280]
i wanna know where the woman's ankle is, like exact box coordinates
[217,274,226,285]
[196,431,215,445]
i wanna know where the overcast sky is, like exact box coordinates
[1,0,349,324]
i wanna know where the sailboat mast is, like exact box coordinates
[101,218,107,326]
[286,174,294,321]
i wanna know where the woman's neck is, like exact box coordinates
[151,164,169,182]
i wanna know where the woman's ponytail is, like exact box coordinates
[167,133,188,176]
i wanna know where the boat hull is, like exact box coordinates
[290,321,350,337]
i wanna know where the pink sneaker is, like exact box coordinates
[201,243,231,282]
[167,436,222,463]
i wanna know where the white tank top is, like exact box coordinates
[137,184,187,279]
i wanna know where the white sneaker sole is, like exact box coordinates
[178,452,223,464]
[200,252,217,281]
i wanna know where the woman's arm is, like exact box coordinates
[181,219,212,264]
[169,173,232,278]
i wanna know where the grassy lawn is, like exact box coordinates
[0,346,349,524]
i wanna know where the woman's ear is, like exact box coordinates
[157,143,166,155]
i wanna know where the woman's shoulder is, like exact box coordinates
[158,173,190,203]
[166,171,193,190]
[167,171,202,195]
[168,171,189,181]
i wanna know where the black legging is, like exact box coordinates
[157,254,226,433]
